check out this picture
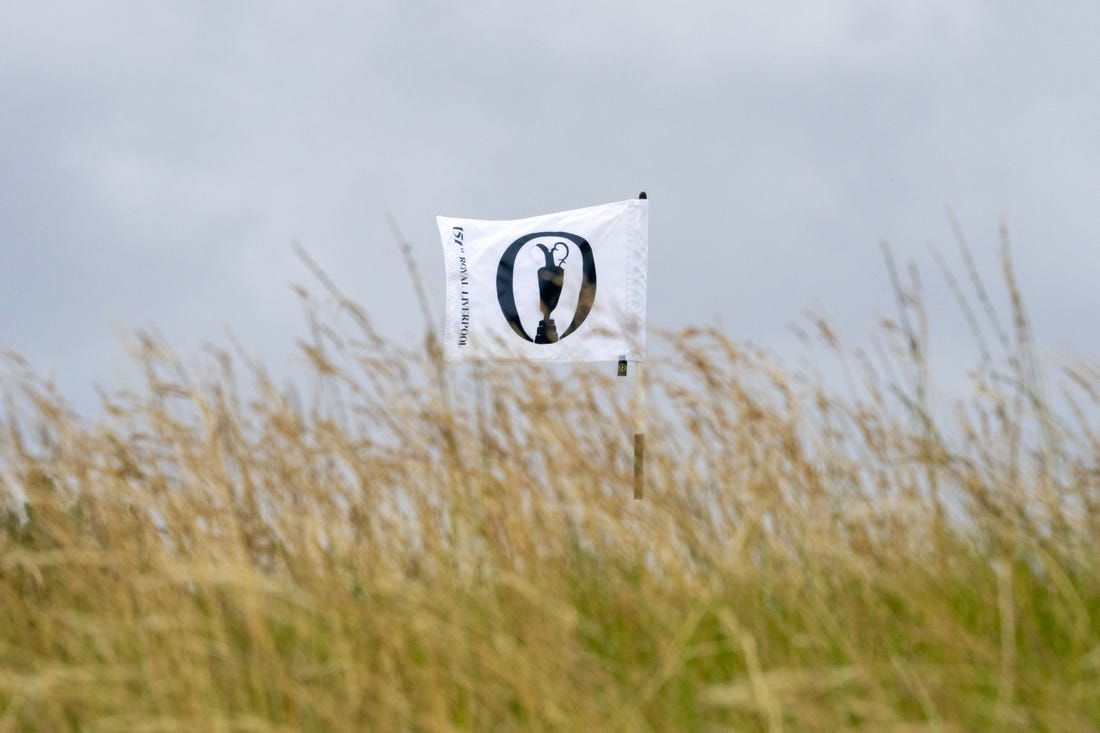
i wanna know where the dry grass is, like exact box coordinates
[1,249,1098,732]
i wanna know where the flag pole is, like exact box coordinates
[633,191,647,499]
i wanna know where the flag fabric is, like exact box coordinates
[437,199,648,363]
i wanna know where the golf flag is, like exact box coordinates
[437,198,648,363]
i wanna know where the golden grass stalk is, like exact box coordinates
[1,249,1097,732]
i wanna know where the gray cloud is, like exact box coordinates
[2,2,1097,411]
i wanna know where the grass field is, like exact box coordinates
[1,250,1098,731]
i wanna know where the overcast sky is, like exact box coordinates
[2,2,1097,412]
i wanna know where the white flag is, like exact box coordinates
[437,199,648,363]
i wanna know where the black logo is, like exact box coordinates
[496,231,597,344]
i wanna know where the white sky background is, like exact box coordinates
[1,2,1097,412]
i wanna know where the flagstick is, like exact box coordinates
[632,190,648,499]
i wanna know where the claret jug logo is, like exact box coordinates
[496,231,597,344]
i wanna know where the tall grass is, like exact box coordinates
[1,246,1098,732]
